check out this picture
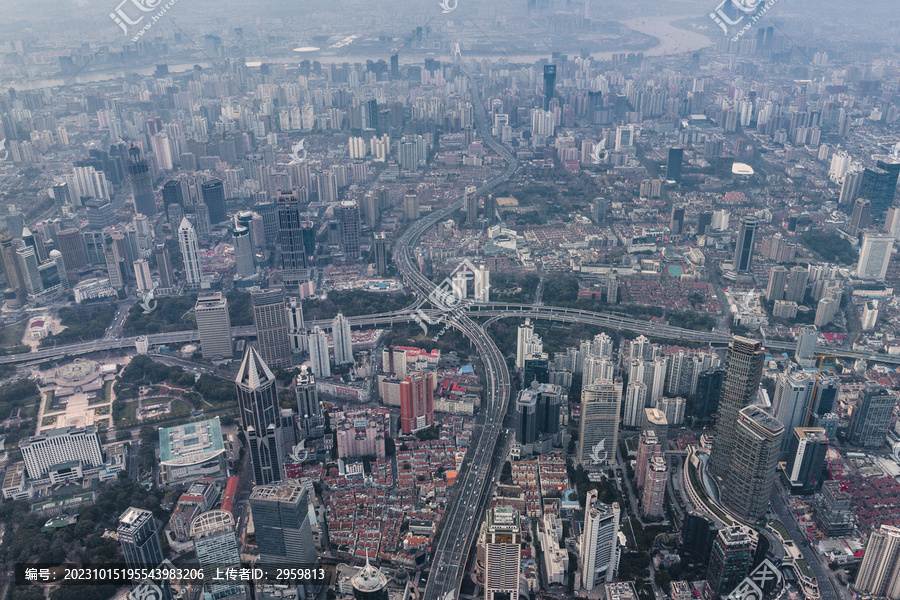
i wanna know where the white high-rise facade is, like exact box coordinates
[332,313,354,365]
[20,426,104,479]
[857,233,894,281]
[855,525,900,599]
[484,506,521,600]
[516,319,535,369]
[580,489,620,590]
[178,217,203,287]
[772,369,817,454]
[195,293,232,360]
[286,297,307,353]
[623,381,648,428]
[309,326,331,378]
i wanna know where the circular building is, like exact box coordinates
[351,557,388,600]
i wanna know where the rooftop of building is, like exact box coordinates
[158,417,225,465]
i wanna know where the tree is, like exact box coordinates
[384,437,396,456]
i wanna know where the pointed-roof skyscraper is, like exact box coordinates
[235,347,284,485]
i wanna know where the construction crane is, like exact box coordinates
[802,353,860,428]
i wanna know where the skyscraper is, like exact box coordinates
[235,347,284,485]
[133,258,153,293]
[849,197,871,237]
[705,526,756,600]
[667,147,684,183]
[286,297,307,354]
[278,192,309,286]
[340,201,361,259]
[400,370,435,434]
[516,319,535,369]
[732,216,759,273]
[542,65,556,110]
[580,490,620,590]
[127,147,157,216]
[201,179,227,224]
[373,232,389,276]
[856,232,894,281]
[190,510,247,599]
[252,288,291,369]
[102,234,124,291]
[308,326,331,378]
[155,244,173,288]
[516,388,538,445]
[195,292,232,360]
[178,217,203,288]
[682,512,720,563]
[785,427,828,494]
[784,265,808,303]
[233,227,255,278]
[56,228,88,274]
[722,406,784,522]
[765,266,788,302]
[772,369,817,455]
[858,160,900,218]
[847,384,895,447]
[249,481,317,564]
[710,336,765,478]
[641,455,668,518]
[332,313,354,365]
[118,507,164,568]
[484,506,522,600]
[577,379,623,469]
[465,185,478,224]
[855,525,900,600]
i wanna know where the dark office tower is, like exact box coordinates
[127,147,157,216]
[732,216,759,273]
[705,526,756,600]
[52,182,71,209]
[235,347,284,485]
[249,481,317,564]
[351,557,390,600]
[0,233,24,302]
[849,197,871,237]
[373,232,388,276]
[118,507,164,568]
[858,160,900,218]
[201,179,227,224]
[300,220,316,257]
[682,512,720,563]
[162,179,184,209]
[516,390,538,445]
[390,53,399,79]
[252,287,291,369]
[523,352,550,386]
[295,367,321,420]
[667,148,684,183]
[154,244,173,288]
[847,384,894,447]
[543,65,557,110]
[693,367,725,423]
[366,99,379,130]
[669,204,685,235]
[56,228,88,273]
[340,201,361,259]
[785,427,828,494]
[723,406,783,521]
[697,211,713,236]
[811,374,839,417]
[710,337,765,478]
[278,193,309,286]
